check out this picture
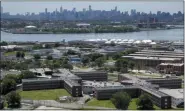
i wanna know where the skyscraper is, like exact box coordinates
[45,8,47,14]
[1,6,3,13]
[72,8,76,13]
[115,6,117,11]
[89,5,92,11]
[60,6,63,13]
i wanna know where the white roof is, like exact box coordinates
[25,25,37,28]
[83,80,122,88]
[150,42,156,45]
[1,45,17,49]
[159,89,183,99]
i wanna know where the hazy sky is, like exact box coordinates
[1,1,184,15]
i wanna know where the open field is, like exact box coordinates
[4,51,28,56]
[128,98,160,110]
[4,51,17,56]
[17,89,70,100]
[86,98,115,108]
[87,98,161,110]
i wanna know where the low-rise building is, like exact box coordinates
[159,88,184,108]
[156,63,184,75]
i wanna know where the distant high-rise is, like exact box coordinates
[83,8,86,12]
[1,6,3,13]
[45,8,47,14]
[60,6,63,13]
[89,5,92,11]
[131,9,136,16]
[115,6,117,11]
[72,8,76,12]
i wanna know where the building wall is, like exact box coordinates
[22,79,64,91]
[94,88,140,100]
[140,88,171,109]
[64,80,82,97]
[157,65,184,75]
[146,79,182,89]
[94,87,171,109]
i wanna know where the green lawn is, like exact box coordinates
[86,98,115,108]
[130,72,162,78]
[128,98,160,110]
[87,98,161,110]
[4,51,17,56]
[4,51,28,56]
[18,89,70,100]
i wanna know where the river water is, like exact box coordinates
[1,29,183,42]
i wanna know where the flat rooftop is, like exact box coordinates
[22,77,62,82]
[129,53,184,58]
[64,79,81,87]
[72,68,95,72]
[159,63,184,66]
[95,85,138,91]
[53,69,81,79]
[159,88,183,99]
[122,56,182,61]
[72,68,107,74]
[83,80,122,88]
[141,50,184,54]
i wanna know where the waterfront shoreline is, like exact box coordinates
[2,27,183,34]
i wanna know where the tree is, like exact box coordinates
[16,52,21,58]
[54,43,60,47]
[67,50,76,55]
[21,52,25,58]
[128,61,135,70]
[62,64,73,70]
[115,59,128,72]
[81,56,90,66]
[1,78,16,95]
[6,91,21,108]
[95,57,106,67]
[112,53,122,60]
[111,91,131,110]
[88,53,104,61]
[47,55,53,60]
[0,41,8,46]
[34,54,41,60]
[136,94,154,110]
[4,74,21,84]
[20,70,35,79]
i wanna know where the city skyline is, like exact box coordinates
[2,1,183,15]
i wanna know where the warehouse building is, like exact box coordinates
[122,50,183,70]
[119,74,182,89]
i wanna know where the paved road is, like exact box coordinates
[21,99,115,110]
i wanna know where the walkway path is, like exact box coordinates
[21,99,115,110]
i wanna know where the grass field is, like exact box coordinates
[18,89,70,100]
[128,98,160,110]
[4,51,28,56]
[4,51,17,56]
[86,98,115,108]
